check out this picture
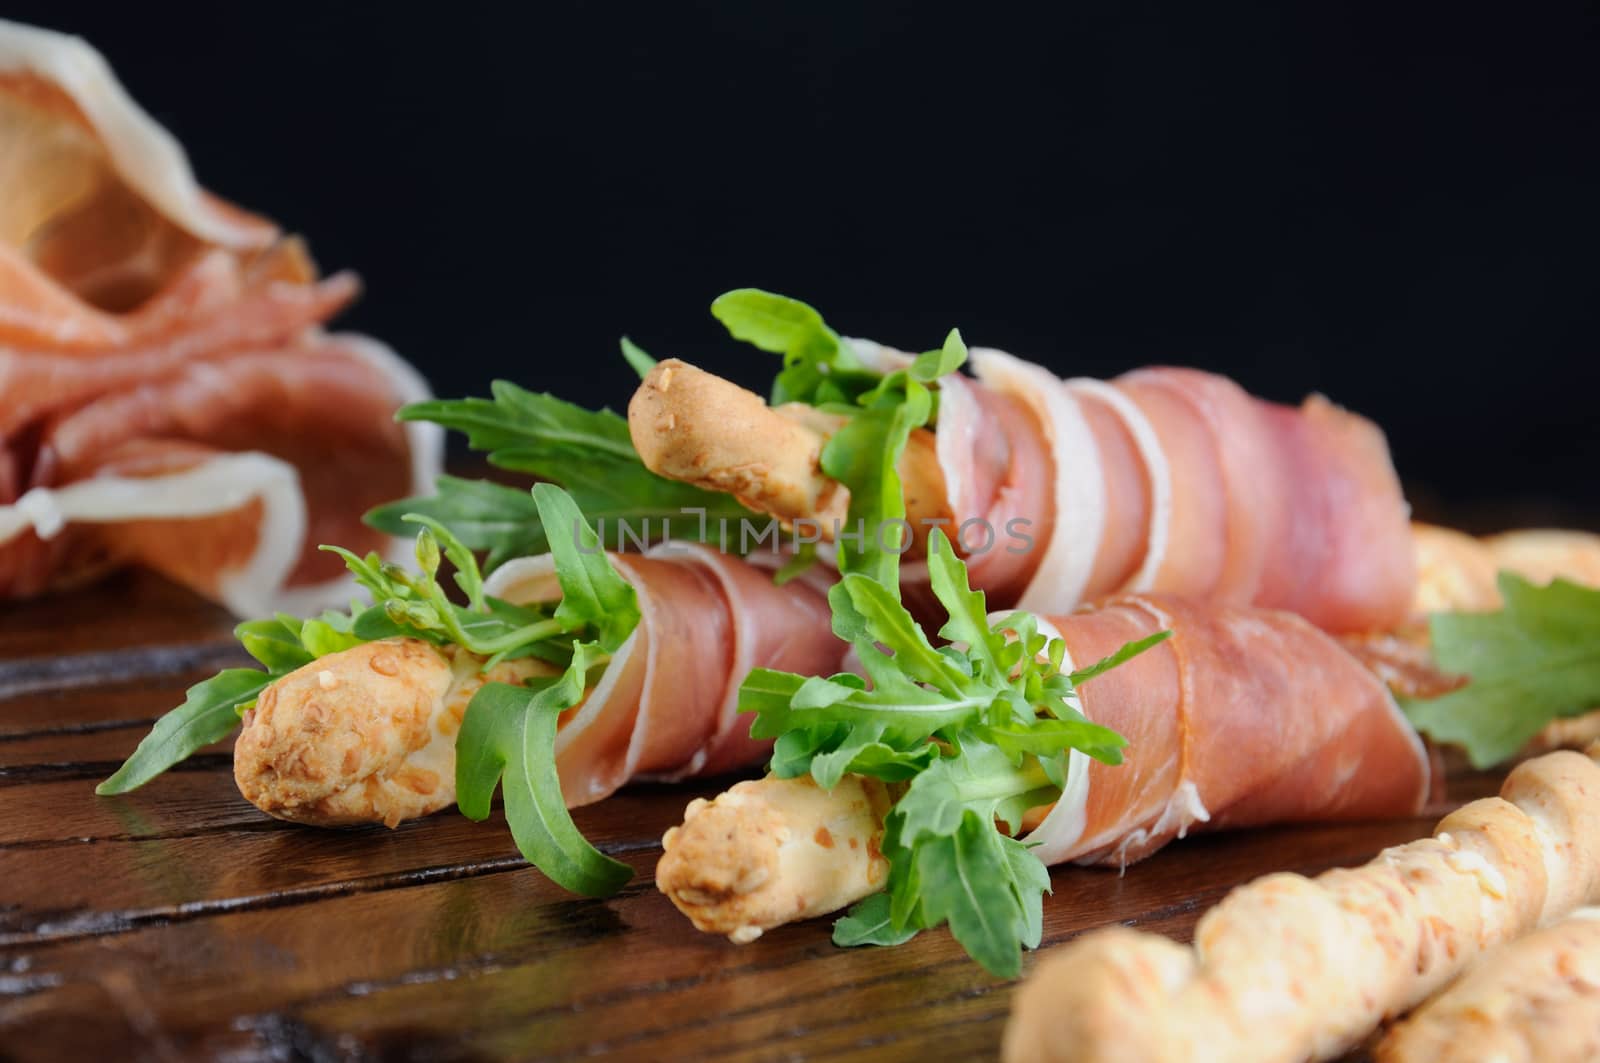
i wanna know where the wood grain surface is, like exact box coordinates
[0,571,1501,1062]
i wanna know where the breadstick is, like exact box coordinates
[233,638,545,828]
[1002,744,1600,1063]
[627,358,950,542]
[1375,909,1600,1063]
[656,775,893,943]
[1411,523,1600,617]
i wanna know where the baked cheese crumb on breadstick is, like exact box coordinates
[627,358,950,544]
[1411,523,1600,616]
[1375,909,1600,1063]
[657,775,893,943]
[234,637,545,828]
[1002,744,1600,1063]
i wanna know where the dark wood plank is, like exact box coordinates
[0,564,1526,1062]
[0,814,1443,1062]
[0,786,706,944]
[0,669,226,739]
[0,569,237,662]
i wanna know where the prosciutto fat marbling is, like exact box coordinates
[853,339,1416,633]
[1024,595,1431,869]
[485,543,844,807]
[0,20,439,614]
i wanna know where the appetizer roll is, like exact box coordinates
[659,575,1429,954]
[0,19,438,615]
[230,540,842,826]
[631,342,1415,633]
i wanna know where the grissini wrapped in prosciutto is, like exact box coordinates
[1004,746,1600,1063]
[1020,596,1427,869]
[233,543,839,824]
[659,520,1600,970]
[629,293,1414,633]
[657,533,1429,972]
[104,486,844,894]
[0,19,439,615]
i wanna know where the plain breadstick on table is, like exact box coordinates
[1376,908,1600,1063]
[1002,744,1600,1063]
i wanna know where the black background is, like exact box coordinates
[17,4,1599,522]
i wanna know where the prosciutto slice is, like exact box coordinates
[1025,595,1431,869]
[851,338,1415,633]
[0,20,439,614]
[484,544,842,807]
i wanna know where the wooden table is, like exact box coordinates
[0,570,1497,1062]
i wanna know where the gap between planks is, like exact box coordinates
[0,642,247,702]
[0,842,662,948]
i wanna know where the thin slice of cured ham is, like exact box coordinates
[851,337,1416,633]
[0,20,439,614]
[484,544,843,807]
[1023,595,1430,869]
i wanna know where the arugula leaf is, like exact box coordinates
[98,598,401,795]
[743,530,1155,975]
[820,381,933,591]
[368,475,546,570]
[1068,630,1173,686]
[1402,574,1600,768]
[619,337,657,380]
[913,811,1040,978]
[372,385,758,566]
[710,289,878,407]
[95,669,272,795]
[819,328,967,590]
[331,493,641,667]
[927,530,1006,683]
[236,615,315,673]
[833,892,920,947]
[531,482,639,651]
[456,646,632,896]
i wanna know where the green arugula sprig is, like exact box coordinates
[375,292,964,588]
[368,381,758,566]
[740,531,1168,977]
[96,605,376,796]
[711,288,882,407]
[1402,573,1600,768]
[98,485,641,897]
[710,288,968,589]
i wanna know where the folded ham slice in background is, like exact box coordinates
[0,19,439,616]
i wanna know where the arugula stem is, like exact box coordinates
[952,755,1053,808]
[462,617,570,655]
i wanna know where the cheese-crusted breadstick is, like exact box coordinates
[628,358,950,543]
[1411,523,1600,616]
[233,638,545,828]
[1002,745,1600,1063]
[657,775,893,943]
[1375,909,1600,1063]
